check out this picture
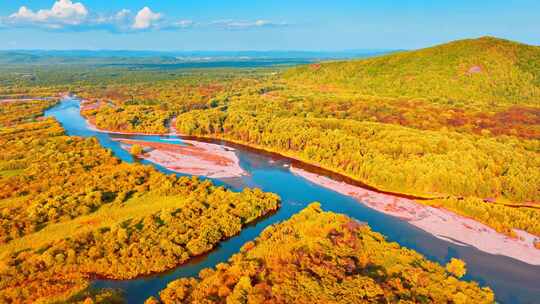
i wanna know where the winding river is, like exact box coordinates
[45,97,540,304]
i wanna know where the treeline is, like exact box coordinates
[3,37,538,237]
[0,99,58,126]
[0,100,280,303]
[75,70,268,134]
[255,89,540,140]
[82,105,170,134]
[149,204,494,303]
[426,197,540,237]
[175,107,539,202]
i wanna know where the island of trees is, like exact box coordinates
[149,204,494,304]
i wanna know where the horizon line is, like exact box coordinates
[0,48,400,53]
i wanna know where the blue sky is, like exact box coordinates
[0,0,538,50]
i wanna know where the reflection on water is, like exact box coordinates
[45,97,540,304]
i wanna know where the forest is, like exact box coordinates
[149,204,494,304]
[2,37,537,240]
[0,99,494,304]
[0,99,279,303]
[0,36,539,303]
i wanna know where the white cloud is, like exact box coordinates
[9,0,88,26]
[115,9,131,21]
[0,3,288,33]
[2,3,162,32]
[211,19,288,29]
[255,20,269,26]
[93,9,131,29]
[173,20,194,28]
[132,7,161,30]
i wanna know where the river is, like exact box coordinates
[44,96,540,304]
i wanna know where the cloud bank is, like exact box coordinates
[0,1,289,33]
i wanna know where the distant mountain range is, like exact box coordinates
[0,49,396,66]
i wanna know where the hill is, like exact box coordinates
[284,37,540,107]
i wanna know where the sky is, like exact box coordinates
[0,0,538,51]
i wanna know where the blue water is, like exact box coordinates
[45,97,540,304]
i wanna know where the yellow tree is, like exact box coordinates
[130,144,144,156]
[446,258,467,278]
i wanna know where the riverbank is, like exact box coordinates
[291,166,540,266]
[176,134,437,200]
[114,138,246,179]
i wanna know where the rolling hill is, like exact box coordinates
[284,37,540,107]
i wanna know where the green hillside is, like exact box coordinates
[284,37,540,108]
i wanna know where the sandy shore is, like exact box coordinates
[77,101,240,179]
[115,138,246,179]
[291,166,540,265]
[80,99,106,111]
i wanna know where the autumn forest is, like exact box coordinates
[0,36,539,304]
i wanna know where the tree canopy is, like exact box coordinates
[154,204,494,304]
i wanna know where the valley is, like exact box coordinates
[0,36,539,303]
